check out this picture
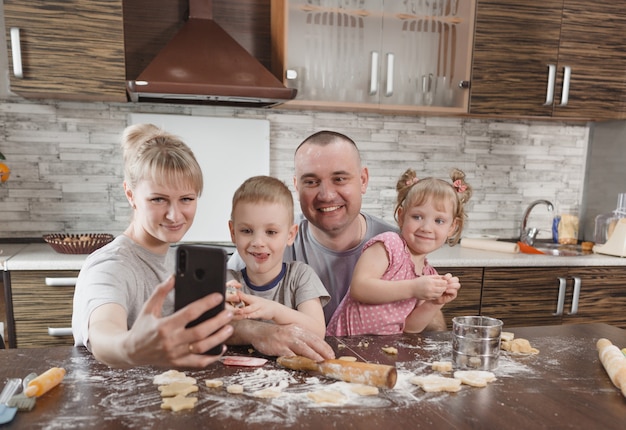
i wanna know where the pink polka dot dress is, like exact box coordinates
[326,231,438,336]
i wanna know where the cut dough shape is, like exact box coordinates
[381,346,398,355]
[222,356,268,367]
[431,361,453,372]
[153,370,196,386]
[158,382,198,397]
[160,394,198,412]
[226,384,244,394]
[501,338,539,354]
[252,387,283,398]
[205,379,224,388]
[350,384,379,396]
[410,375,462,392]
[501,331,515,342]
[454,370,497,388]
[306,389,348,404]
[338,356,358,362]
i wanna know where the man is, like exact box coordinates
[227,131,445,360]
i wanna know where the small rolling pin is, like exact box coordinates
[277,356,397,389]
[24,367,66,398]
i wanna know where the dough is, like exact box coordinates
[226,384,244,394]
[306,390,348,404]
[338,356,358,362]
[153,370,196,385]
[431,361,453,372]
[350,384,379,396]
[205,379,224,388]
[160,394,198,412]
[252,387,283,398]
[501,338,539,354]
[410,375,462,392]
[158,382,198,397]
[454,370,496,388]
[501,331,515,342]
[381,346,398,355]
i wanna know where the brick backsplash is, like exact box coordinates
[0,99,588,241]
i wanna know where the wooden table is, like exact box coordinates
[1,323,625,429]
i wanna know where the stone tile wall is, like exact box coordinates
[0,99,589,241]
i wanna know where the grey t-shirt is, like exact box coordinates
[228,212,396,323]
[227,261,330,313]
[72,235,175,350]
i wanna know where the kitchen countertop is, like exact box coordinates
[1,242,626,271]
[1,323,625,429]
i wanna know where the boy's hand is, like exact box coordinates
[234,292,279,322]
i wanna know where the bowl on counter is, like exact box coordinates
[43,233,114,254]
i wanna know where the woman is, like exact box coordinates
[72,123,233,368]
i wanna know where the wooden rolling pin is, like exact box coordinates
[277,356,397,389]
[597,338,626,397]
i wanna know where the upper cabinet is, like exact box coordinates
[271,0,476,114]
[469,0,626,120]
[3,0,187,102]
[4,0,127,102]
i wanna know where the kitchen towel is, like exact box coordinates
[460,238,519,254]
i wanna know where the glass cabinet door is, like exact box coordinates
[285,0,384,103]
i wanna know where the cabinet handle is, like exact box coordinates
[10,27,23,79]
[285,69,298,80]
[369,51,379,96]
[554,276,567,316]
[558,66,571,107]
[45,277,78,287]
[384,53,394,97]
[48,327,73,337]
[543,64,556,106]
[569,276,581,315]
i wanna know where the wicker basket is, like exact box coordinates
[43,233,114,254]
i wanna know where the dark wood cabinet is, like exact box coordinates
[470,0,626,120]
[10,270,78,348]
[480,266,626,329]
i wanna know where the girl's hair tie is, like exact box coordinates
[405,177,419,187]
[453,179,467,193]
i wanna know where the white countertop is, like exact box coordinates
[1,242,626,271]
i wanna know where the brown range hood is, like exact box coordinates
[126,1,296,107]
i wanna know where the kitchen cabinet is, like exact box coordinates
[480,266,626,329]
[436,266,483,329]
[3,0,186,102]
[9,270,78,348]
[271,0,476,114]
[469,0,626,120]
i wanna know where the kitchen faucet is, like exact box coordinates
[519,199,554,245]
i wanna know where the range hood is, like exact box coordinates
[126,0,296,107]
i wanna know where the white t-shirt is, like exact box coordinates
[72,235,175,350]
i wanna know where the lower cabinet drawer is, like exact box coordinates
[11,270,78,348]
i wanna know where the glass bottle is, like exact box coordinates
[594,193,626,245]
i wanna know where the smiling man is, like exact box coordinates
[287,130,395,322]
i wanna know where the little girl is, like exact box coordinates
[326,168,472,336]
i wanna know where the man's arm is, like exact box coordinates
[227,319,335,361]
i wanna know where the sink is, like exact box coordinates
[497,239,590,256]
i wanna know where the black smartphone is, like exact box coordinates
[174,244,227,355]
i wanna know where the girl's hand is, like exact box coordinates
[411,274,449,300]
[431,273,461,305]
[234,292,279,322]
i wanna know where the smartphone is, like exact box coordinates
[174,244,227,355]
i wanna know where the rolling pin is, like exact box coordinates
[24,367,66,398]
[277,356,397,389]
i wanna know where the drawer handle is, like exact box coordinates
[45,277,78,287]
[553,276,567,316]
[48,327,73,337]
[569,276,581,315]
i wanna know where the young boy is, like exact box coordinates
[226,175,329,339]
